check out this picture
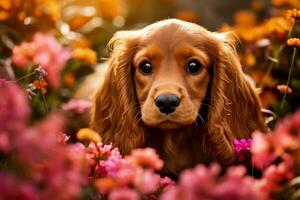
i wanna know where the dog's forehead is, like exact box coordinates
[138,20,209,50]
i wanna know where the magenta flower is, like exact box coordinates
[61,99,91,114]
[233,138,253,161]
[12,32,71,88]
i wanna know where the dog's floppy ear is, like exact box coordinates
[90,31,144,154]
[207,32,266,164]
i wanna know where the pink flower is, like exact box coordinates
[277,84,293,94]
[57,132,70,144]
[92,146,172,199]
[159,176,175,189]
[99,148,123,177]
[161,164,220,200]
[252,110,300,169]
[12,32,71,88]
[251,131,276,169]
[257,154,295,197]
[125,148,163,170]
[0,87,87,200]
[133,168,161,194]
[0,173,40,200]
[233,138,252,161]
[12,42,37,66]
[0,79,30,131]
[61,99,91,114]
[161,164,268,200]
[214,166,268,200]
[108,188,139,200]
[85,142,123,177]
[274,109,300,151]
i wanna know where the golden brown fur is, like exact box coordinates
[90,19,266,175]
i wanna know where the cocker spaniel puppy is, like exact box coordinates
[90,19,266,175]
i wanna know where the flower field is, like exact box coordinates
[1,0,300,199]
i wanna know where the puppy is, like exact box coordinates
[90,19,266,175]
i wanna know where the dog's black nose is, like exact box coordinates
[155,94,180,114]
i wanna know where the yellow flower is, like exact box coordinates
[77,128,102,143]
[72,47,97,65]
[287,38,300,47]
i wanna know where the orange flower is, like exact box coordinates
[234,10,257,28]
[264,17,291,36]
[95,178,117,194]
[72,47,97,65]
[277,84,293,94]
[286,9,300,21]
[72,38,92,48]
[273,0,300,8]
[0,0,60,22]
[243,53,256,67]
[98,0,125,20]
[63,73,76,88]
[287,38,300,47]
[77,128,102,143]
[33,79,47,94]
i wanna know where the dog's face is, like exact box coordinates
[91,19,266,163]
[133,24,212,129]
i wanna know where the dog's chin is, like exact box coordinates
[142,117,197,130]
[156,121,183,129]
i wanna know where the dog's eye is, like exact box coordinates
[187,60,203,74]
[139,61,152,75]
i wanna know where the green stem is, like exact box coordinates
[260,45,285,88]
[280,47,298,112]
[38,79,48,113]
[260,19,296,89]
[16,72,36,82]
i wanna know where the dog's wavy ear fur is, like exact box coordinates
[207,32,266,164]
[90,31,144,154]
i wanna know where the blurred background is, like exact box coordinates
[0,0,299,125]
